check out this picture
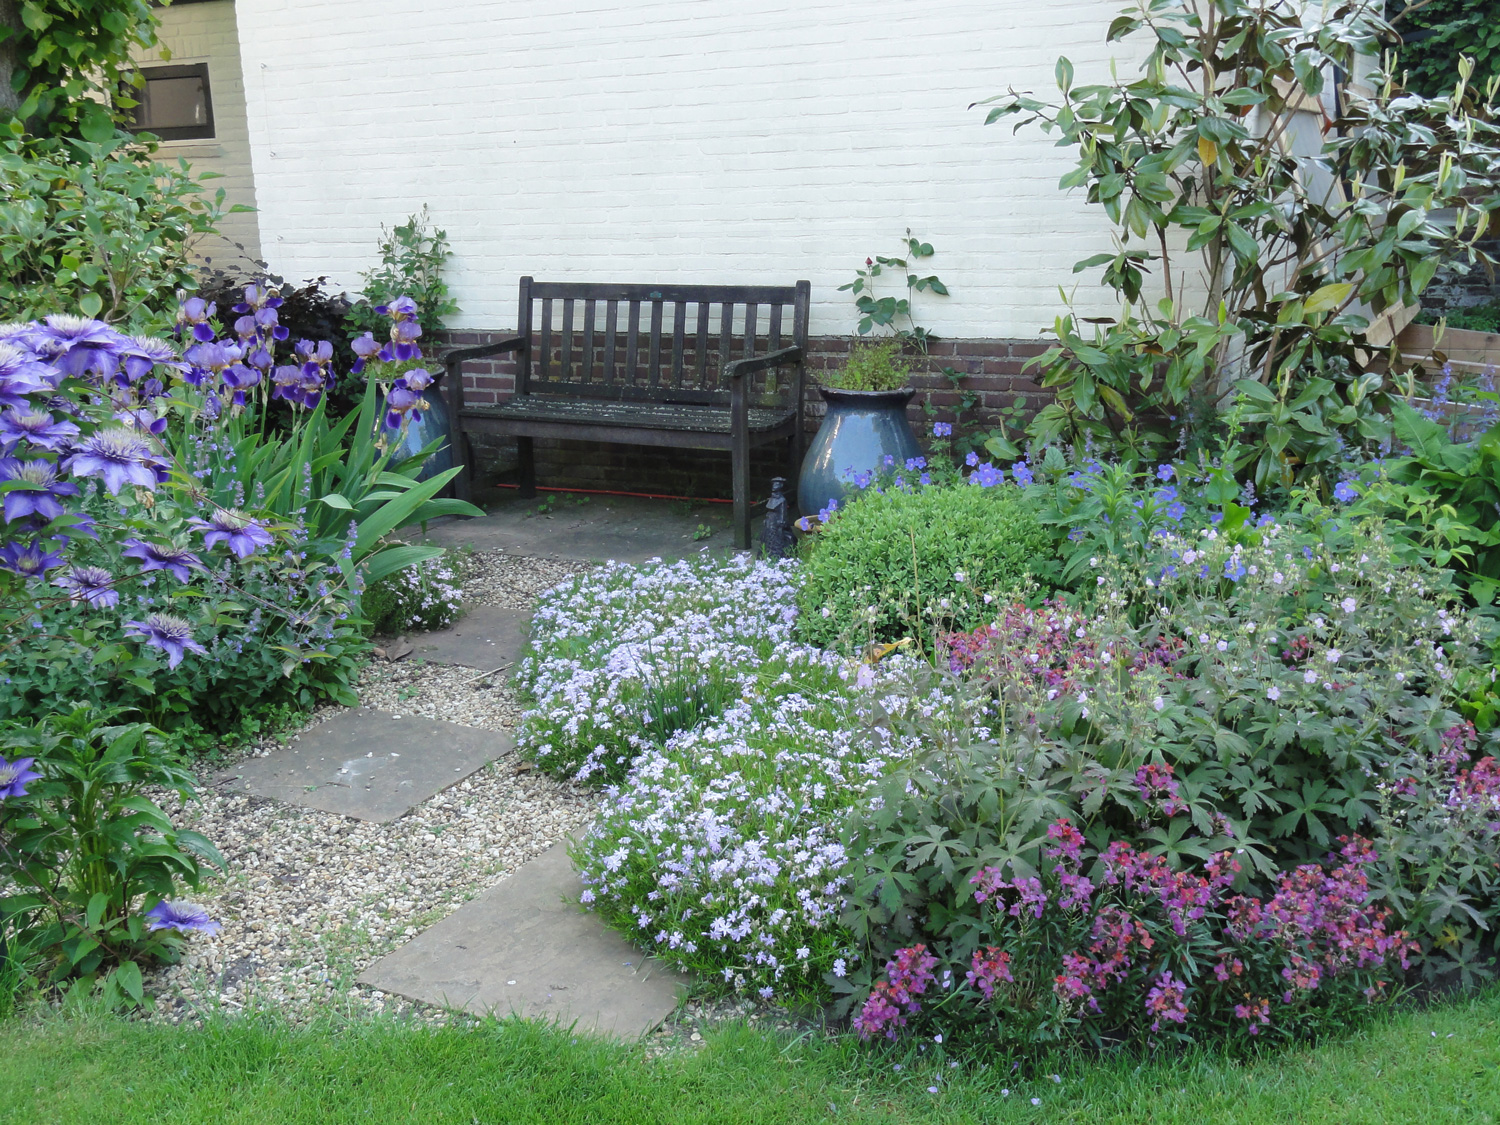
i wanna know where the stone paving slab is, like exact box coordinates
[422,493,754,565]
[357,841,686,1035]
[221,708,510,823]
[408,604,529,670]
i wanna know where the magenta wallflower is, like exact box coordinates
[190,509,274,558]
[965,946,1013,1000]
[0,754,41,800]
[66,427,160,493]
[121,538,202,582]
[144,900,221,936]
[853,986,905,1040]
[125,613,207,668]
[1145,970,1189,1032]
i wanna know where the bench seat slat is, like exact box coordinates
[466,395,794,435]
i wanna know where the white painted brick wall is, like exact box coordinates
[235,0,1135,338]
[139,0,262,265]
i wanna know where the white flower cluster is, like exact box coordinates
[367,555,464,634]
[518,555,813,781]
[518,554,928,1001]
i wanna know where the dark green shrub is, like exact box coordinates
[796,481,1053,649]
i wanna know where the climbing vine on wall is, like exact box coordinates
[0,0,160,138]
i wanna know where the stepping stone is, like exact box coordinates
[222,708,509,823]
[357,841,686,1035]
[408,604,529,670]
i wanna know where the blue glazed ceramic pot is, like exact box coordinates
[797,386,922,517]
[392,383,455,482]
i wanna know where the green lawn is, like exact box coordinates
[2,991,1498,1125]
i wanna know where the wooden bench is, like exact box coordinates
[443,277,811,548]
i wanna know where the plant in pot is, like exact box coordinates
[797,338,924,517]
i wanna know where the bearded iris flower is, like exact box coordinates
[125,613,207,668]
[121,538,202,581]
[0,755,41,800]
[66,428,161,493]
[384,384,420,430]
[190,509,274,558]
[144,900,221,936]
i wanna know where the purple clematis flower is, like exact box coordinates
[144,900,221,936]
[190,509,274,559]
[0,409,80,452]
[121,538,202,582]
[53,564,118,607]
[0,458,79,523]
[125,612,207,668]
[0,539,65,576]
[0,343,56,408]
[32,315,128,380]
[120,335,183,384]
[0,755,41,800]
[66,427,160,493]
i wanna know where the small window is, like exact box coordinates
[128,63,214,141]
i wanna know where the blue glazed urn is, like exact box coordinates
[392,382,455,482]
[797,386,922,517]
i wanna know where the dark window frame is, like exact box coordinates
[126,62,215,141]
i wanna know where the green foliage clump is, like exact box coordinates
[0,137,228,328]
[0,706,224,1011]
[796,481,1052,648]
[819,338,911,392]
[984,1,1500,493]
[0,0,159,138]
[346,206,458,339]
[840,514,1499,1042]
[361,556,465,636]
[1416,300,1500,334]
[1394,0,1500,100]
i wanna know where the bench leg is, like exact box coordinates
[732,436,751,552]
[517,436,537,499]
[787,427,804,501]
[452,427,474,503]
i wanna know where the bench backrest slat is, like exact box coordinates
[512,277,809,405]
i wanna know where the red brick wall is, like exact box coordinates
[438,330,1054,501]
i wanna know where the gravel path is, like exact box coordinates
[148,550,596,1023]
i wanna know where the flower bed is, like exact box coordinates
[518,500,1500,1049]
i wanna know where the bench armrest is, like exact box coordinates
[724,345,803,380]
[444,335,528,366]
